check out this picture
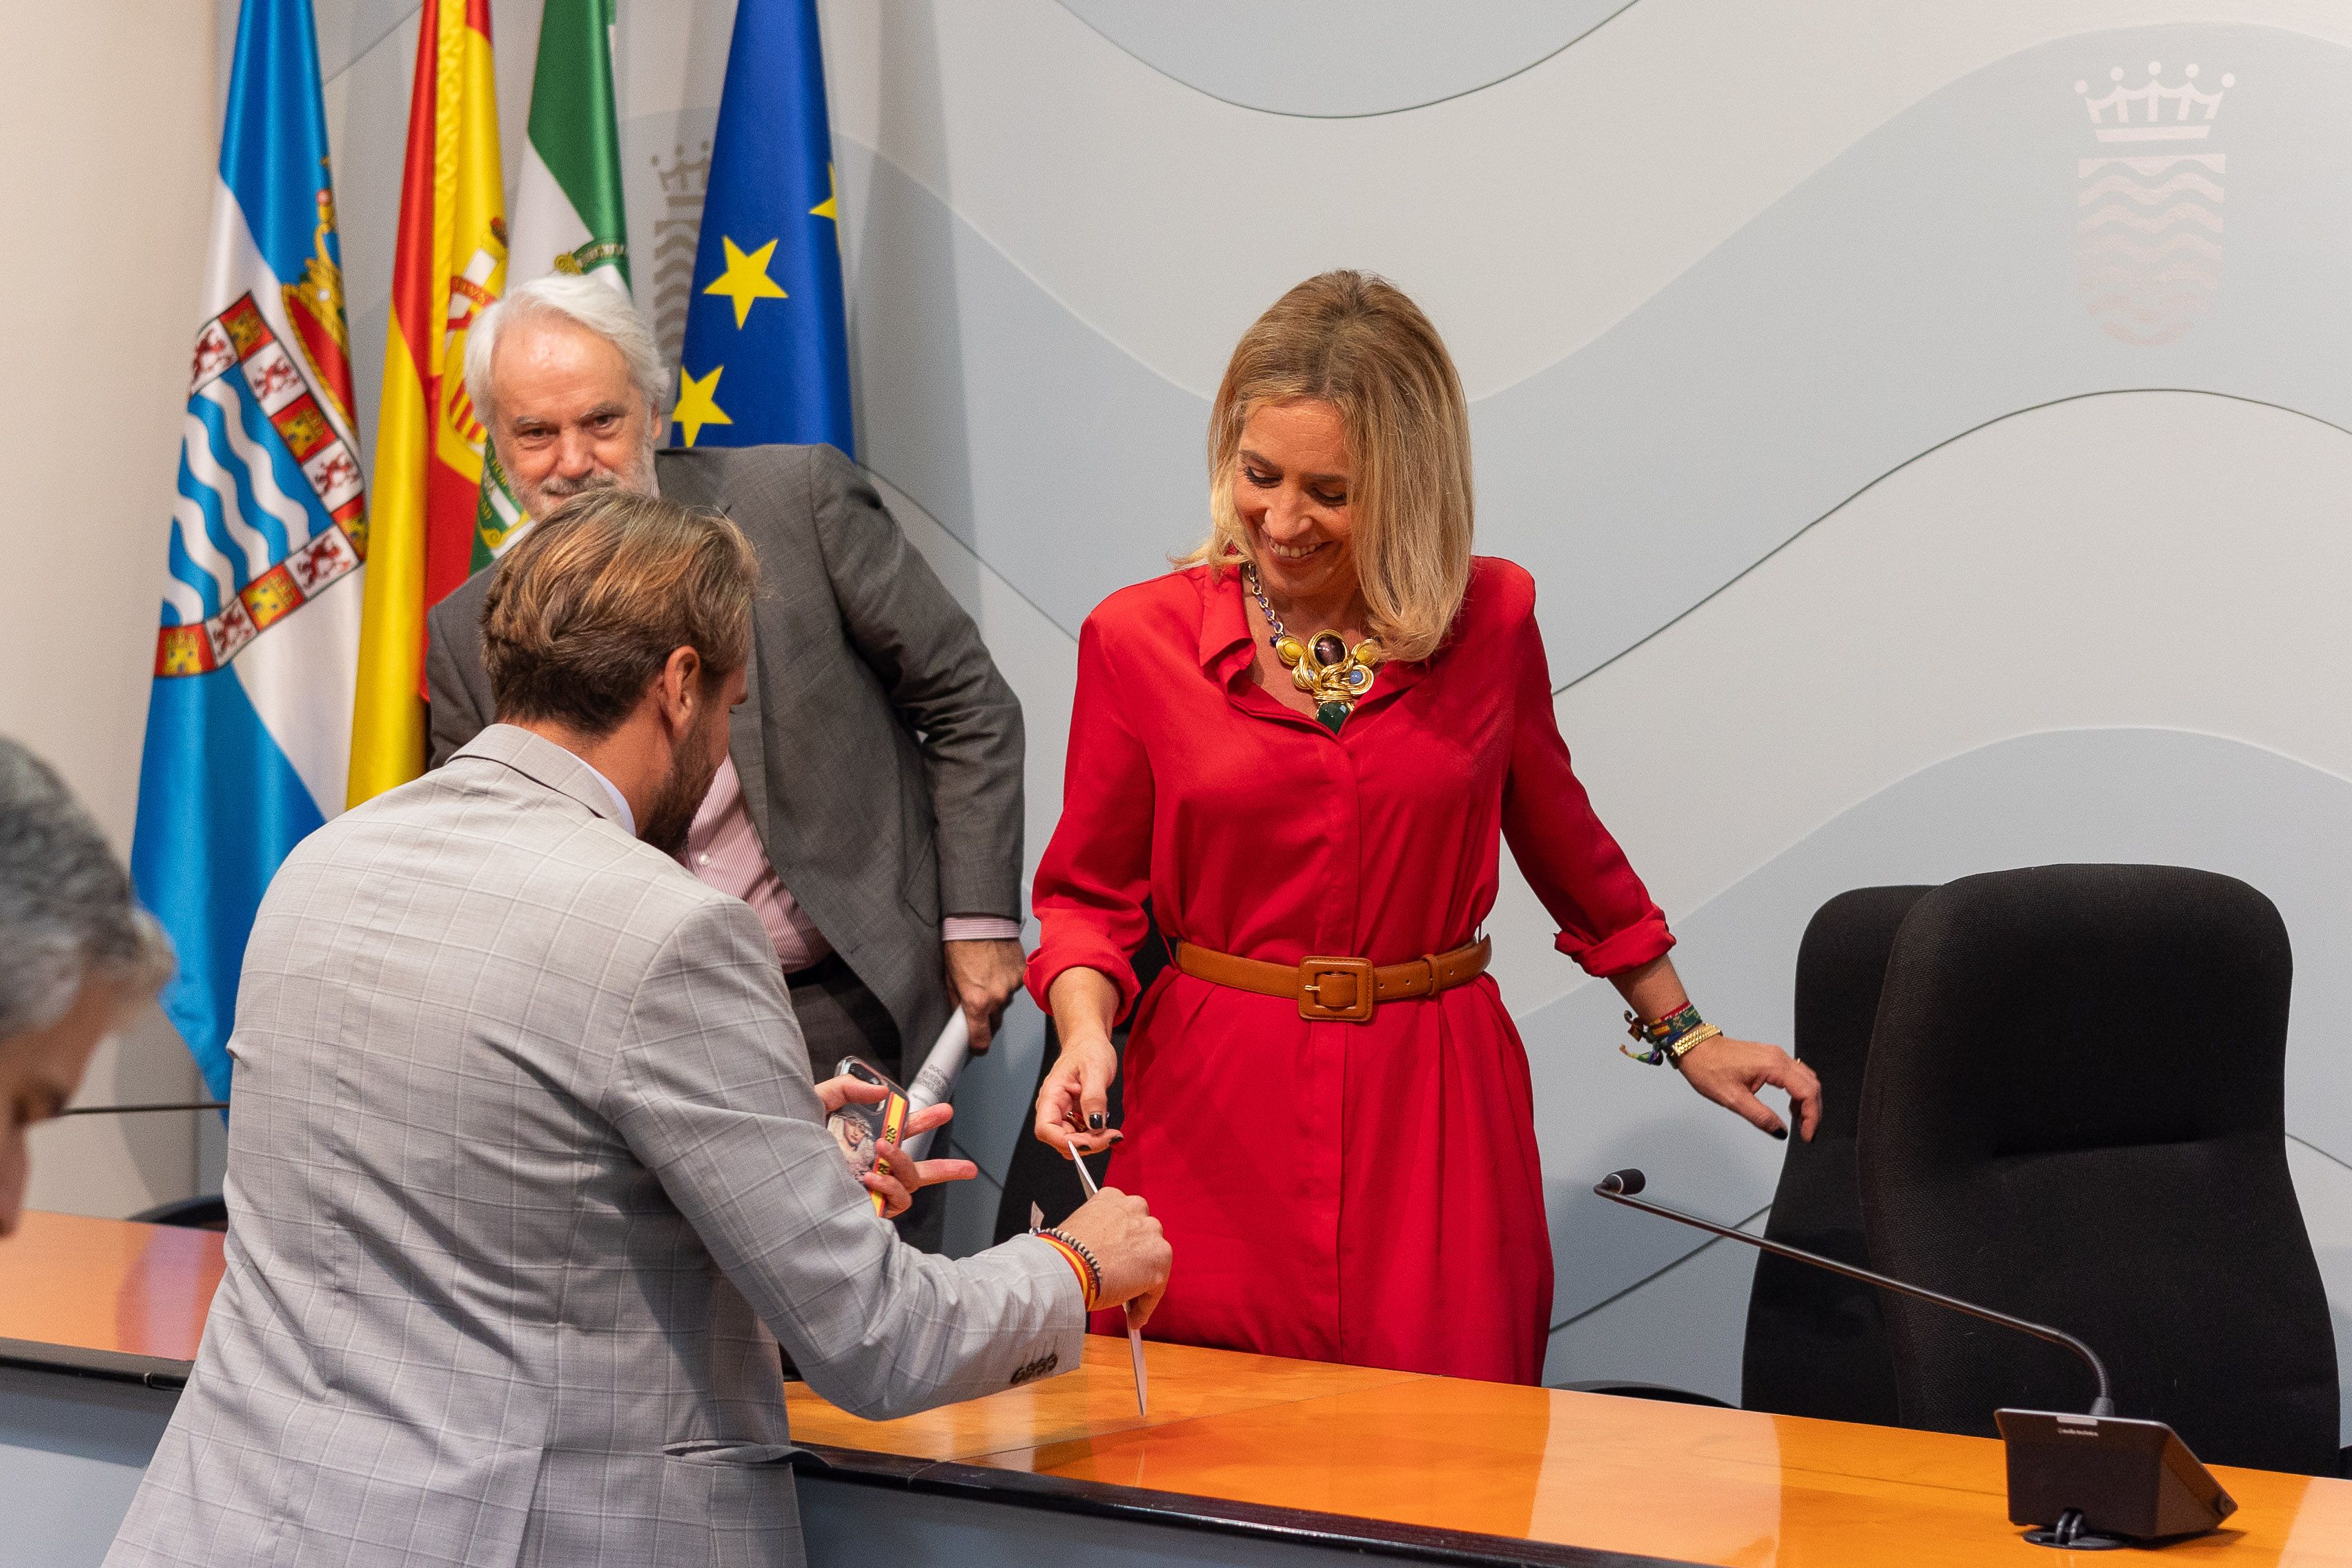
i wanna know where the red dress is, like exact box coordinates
[1026,557,1674,1384]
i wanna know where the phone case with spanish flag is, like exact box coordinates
[826,1056,911,1215]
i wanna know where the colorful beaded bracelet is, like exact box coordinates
[1621,1004,1721,1067]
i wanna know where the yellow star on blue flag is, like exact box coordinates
[676,0,853,453]
[702,236,787,329]
[673,365,733,447]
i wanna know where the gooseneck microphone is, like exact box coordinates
[1592,1169,2240,1547]
[1593,1168,2115,1417]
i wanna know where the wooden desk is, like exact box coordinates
[788,1335,2352,1567]
[0,1213,229,1568]
[0,1210,224,1383]
[5,1213,2348,1567]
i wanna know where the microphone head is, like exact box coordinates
[1597,1168,1646,1196]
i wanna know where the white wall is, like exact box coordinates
[108,0,2352,1441]
[823,1,2352,1435]
[1,0,222,1217]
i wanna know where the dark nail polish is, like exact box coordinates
[1768,1125,1788,1141]
[1088,1113,1106,1131]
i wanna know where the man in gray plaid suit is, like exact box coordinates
[106,493,1170,1568]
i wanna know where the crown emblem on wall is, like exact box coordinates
[653,142,712,204]
[2075,63,2231,141]
[651,140,716,374]
[2069,61,2233,348]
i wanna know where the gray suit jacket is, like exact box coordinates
[425,444,1023,1048]
[107,726,1082,1568]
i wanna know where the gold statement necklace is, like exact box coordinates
[1245,562,1384,734]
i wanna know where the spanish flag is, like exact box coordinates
[349,0,506,805]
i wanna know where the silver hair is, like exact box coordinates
[0,739,174,1040]
[464,273,669,431]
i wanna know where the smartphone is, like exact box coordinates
[827,1056,912,1215]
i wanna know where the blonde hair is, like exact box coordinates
[482,489,758,736]
[1184,271,1474,662]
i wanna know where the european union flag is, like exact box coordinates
[674,0,853,455]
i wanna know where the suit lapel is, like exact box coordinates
[661,451,783,862]
[729,638,778,860]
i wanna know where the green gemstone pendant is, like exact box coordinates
[1243,562,1384,739]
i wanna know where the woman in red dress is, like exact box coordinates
[1027,272,1821,1384]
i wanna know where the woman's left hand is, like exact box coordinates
[1673,1037,1821,1142]
[815,1075,981,1217]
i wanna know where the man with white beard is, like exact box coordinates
[424,277,1028,1249]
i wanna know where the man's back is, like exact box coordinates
[108,727,1081,1568]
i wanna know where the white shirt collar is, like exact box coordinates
[571,754,637,837]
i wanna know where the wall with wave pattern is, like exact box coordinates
[297,0,2352,1435]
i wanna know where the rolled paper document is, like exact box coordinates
[899,1008,970,1160]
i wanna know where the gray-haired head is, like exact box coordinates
[0,740,174,1041]
[464,273,668,433]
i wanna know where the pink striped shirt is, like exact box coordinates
[678,756,1021,971]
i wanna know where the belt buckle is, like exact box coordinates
[1300,956,1377,1023]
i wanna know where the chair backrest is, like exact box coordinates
[1859,864,2338,1474]
[1741,885,1931,1422]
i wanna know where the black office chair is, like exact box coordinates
[130,1195,227,1231]
[1564,891,1930,1413]
[1859,864,2340,1476]
[1565,887,1927,1413]
[1739,885,1931,1424]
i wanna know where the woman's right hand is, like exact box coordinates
[1034,1033,1121,1156]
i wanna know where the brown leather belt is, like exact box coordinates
[1171,936,1493,1023]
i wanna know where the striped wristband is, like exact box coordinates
[1038,1227,1103,1311]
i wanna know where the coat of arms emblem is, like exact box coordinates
[2074,62,2231,346]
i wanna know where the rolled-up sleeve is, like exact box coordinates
[1498,594,1675,978]
[1026,613,1155,1023]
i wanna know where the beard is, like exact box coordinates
[513,434,659,518]
[638,701,730,856]
[639,752,709,857]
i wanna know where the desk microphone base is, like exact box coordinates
[2021,1508,2130,1550]
[1997,1409,2237,1550]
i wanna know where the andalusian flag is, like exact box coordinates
[478,0,630,566]
[132,0,364,1098]
[349,0,506,804]
[675,0,854,454]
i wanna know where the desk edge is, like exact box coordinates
[799,1442,1709,1568]
[0,1335,193,1391]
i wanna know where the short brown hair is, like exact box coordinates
[1183,271,1474,663]
[481,490,758,736]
